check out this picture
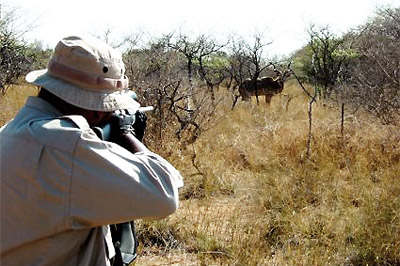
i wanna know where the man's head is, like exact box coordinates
[26,35,139,125]
[38,88,113,127]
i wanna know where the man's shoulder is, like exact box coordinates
[30,115,88,133]
[60,115,91,130]
[29,115,93,153]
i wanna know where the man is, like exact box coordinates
[0,35,183,266]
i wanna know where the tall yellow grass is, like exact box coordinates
[137,82,400,266]
[0,85,38,126]
[1,83,399,266]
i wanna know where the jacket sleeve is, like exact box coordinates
[68,124,183,229]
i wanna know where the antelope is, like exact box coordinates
[234,63,293,107]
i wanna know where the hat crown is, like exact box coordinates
[25,35,138,112]
[51,36,125,81]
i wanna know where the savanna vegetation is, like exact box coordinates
[1,3,399,266]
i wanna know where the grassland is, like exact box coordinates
[0,85,39,125]
[1,83,399,266]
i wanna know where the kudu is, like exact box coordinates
[234,63,293,107]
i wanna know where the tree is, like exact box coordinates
[196,38,227,101]
[300,25,355,99]
[167,33,226,107]
[227,32,272,104]
[0,3,40,94]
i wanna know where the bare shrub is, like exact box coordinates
[123,34,223,147]
[343,7,400,125]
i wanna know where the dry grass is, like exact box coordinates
[136,82,400,266]
[1,83,399,266]
[0,85,38,126]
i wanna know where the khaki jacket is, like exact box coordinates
[0,97,183,266]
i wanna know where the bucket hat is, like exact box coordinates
[26,35,139,112]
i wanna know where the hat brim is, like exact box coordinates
[26,69,140,112]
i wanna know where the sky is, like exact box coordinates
[2,0,399,56]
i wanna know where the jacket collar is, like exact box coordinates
[25,96,63,116]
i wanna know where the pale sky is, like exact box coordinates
[3,0,399,56]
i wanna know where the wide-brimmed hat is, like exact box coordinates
[26,35,139,112]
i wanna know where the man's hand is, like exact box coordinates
[109,110,148,153]
[92,109,148,154]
